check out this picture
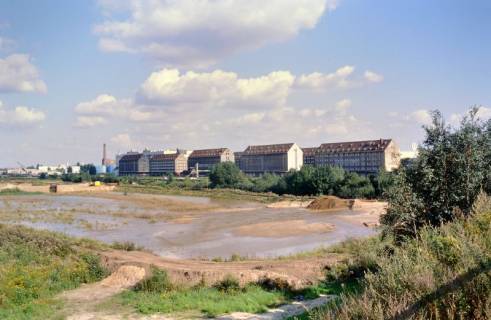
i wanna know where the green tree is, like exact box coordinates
[209,162,248,188]
[382,107,491,240]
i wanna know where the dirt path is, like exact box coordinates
[61,265,147,320]
[59,249,341,319]
[100,249,342,289]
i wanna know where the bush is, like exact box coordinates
[315,194,491,320]
[213,274,241,293]
[209,162,249,188]
[382,107,491,239]
[134,267,172,293]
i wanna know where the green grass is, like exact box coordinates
[114,285,287,318]
[0,224,109,320]
[0,188,41,196]
[117,183,284,203]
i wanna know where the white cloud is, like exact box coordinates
[0,101,46,127]
[410,109,433,126]
[0,54,47,93]
[0,36,14,51]
[74,94,152,124]
[95,0,332,67]
[111,133,136,149]
[364,70,384,83]
[295,66,383,90]
[138,68,294,107]
[335,98,352,111]
[75,116,107,128]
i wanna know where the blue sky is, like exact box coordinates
[0,0,490,167]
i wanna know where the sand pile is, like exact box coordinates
[307,196,352,211]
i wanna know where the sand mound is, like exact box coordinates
[307,196,352,211]
[100,265,146,289]
[234,220,334,238]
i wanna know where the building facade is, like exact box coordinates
[302,147,317,166]
[149,153,188,176]
[187,148,234,172]
[314,139,400,175]
[240,143,303,175]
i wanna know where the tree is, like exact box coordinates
[381,107,491,240]
[81,164,97,176]
[209,162,248,188]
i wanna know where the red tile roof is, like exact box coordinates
[189,148,230,158]
[318,139,392,153]
[243,143,295,155]
[150,153,181,161]
[302,147,318,156]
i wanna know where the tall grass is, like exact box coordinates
[0,224,109,319]
[311,193,491,320]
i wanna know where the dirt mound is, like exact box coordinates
[307,196,352,211]
[233,220,334,238]
[100,249,342,291]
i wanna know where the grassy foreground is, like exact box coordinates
[0,224,108,320]
[294,194,491,320]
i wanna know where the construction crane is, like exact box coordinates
[17,161,28,174]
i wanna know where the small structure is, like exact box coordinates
[49,184,57,193]
[187,148,234,173]
[240,143,303,175]
[149,153,188,176]
[314,139,400,175]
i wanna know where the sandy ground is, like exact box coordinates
[233,220,335,238]
[342,200,387,227]
[99,249,342,289]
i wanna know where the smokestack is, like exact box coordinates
[102,143,107,165]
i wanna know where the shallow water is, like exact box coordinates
[1,194,376,259]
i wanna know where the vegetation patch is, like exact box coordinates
[0,224,109,320]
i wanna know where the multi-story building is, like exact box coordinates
[187,148,234,172]
[234,152,244,168]
[302,147,317,166]
[149,153,188,176]
[240,143,303,175]
[118,153,144,176]
[314,139,400,175]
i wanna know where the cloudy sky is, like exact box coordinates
[1,0,490,167]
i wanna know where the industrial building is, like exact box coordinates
[302,147,317,166]
[117,153,144,176]
[239,143,303,175]
[149,153,188,176]
[187,148,234,173]
[314,139,400,175]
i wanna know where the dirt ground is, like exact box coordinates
[99,249,342,289]
[233,220,335,238]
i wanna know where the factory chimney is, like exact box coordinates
[102,143,107,165]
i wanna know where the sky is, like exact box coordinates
[0,0,490,167]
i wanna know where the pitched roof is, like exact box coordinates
[150,153,182,161]
[318,139,392,153]
[119,153,142,161]
[302,147,318,156]
[243,143,295,155]
[189,148,230,158]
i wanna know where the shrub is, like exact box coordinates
[134,267,172,293]
[315,194,491,320]
[213,274,240,293]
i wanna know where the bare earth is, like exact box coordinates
[233,220,335,238]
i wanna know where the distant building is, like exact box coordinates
[187,148,234,172]
[314,139,400,175]
[240,143,303,175]
[149,153,188,176]
[302,147,317,166]
[234,152,244,168]
[117,153,155,176]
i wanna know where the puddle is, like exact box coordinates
[1,194,376,259]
